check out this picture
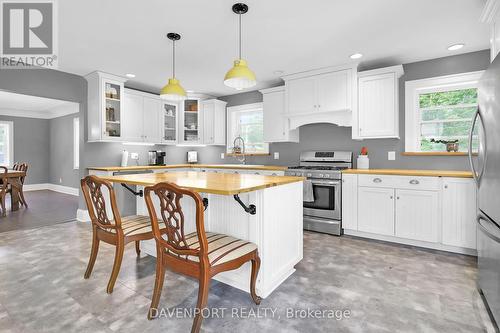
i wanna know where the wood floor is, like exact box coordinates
[0,190,78,233]
[0,221,494,333]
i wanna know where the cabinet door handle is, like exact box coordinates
[409,179,420,185]
[373,178,382,183]
[397,196,400,200]
[444,184,448,189]
[390,195,393,199]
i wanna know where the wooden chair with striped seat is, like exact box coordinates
[10,163,28,207]
[81,175,167,293]
[144,182,261,333]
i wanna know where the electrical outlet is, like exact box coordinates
[59,178,62,184]
[220,153,225,159]
[388,151,396,160]
[130,153,139,160]
[274,152,280,160]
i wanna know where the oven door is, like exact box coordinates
[303,179,341,220]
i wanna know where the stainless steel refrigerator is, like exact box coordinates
[474,53,500,328]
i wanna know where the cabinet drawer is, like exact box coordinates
[395,176,440,191]
[358,174,440,190]
[358,175,398,188]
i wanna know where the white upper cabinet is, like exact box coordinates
[202,99,227,145]
[86,71,127,142]
[442,178,477,249]
[122,89,161,144]
[316,70,351,112]
[260,86,299,143]
[282,64,357,129]
[160,101,179,145]
[287,77,316,114]
[354,65,404,139]
[481,0,500,62]
[142,96,161,143]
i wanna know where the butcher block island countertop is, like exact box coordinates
[87,164,287,172]
[99,171,305,195]
[342,169,473,178]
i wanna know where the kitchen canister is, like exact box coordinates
[357,155,369,169]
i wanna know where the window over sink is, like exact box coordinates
[405,71,483,153]
[226,103,269,154]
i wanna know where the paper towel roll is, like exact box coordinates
[121,150,129,167]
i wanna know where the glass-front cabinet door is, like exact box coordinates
[103,80,122,139]
[161,101,178,144]
[183,99,200,143]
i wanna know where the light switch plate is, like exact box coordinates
[220,153,225,159]
[130,153,139,160]
[388,151,396,160]
[274,152,280,160]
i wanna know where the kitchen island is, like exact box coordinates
[97,171,305,298]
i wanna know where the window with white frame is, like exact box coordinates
[0,121,13,167]
[73,117,79,169]
[405,71,483,152]
[226,103,269,154]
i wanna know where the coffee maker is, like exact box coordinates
[148,150,166,166]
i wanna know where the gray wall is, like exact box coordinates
[49,113,80,188]
[184,50,490,170]
[0,116,50,184]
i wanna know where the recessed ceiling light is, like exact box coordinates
[350,53,363,59]
[125,73,136,78]
[447,44,464,51]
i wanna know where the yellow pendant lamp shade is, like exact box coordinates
[224,3,256,90]
[160,78,186,101]
[224,59,256,90]
[160,33,187,101]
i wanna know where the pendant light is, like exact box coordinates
[160,33,187,101]
[224,3,256,90]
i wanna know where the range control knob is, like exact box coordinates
[324,174,330,178]
[317,174,324,178]
[307,173,312,177]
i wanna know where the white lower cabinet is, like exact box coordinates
[358,187,395,236]
[342,174,477,255]
[395,189,439,242]
[441,178,477,249]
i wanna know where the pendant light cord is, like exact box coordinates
[239,13,242,60]
[172,40,176,78]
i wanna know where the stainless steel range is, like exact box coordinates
[285,151,353,236]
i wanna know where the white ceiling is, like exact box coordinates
[58,0,489,96]
[0,91,79,119]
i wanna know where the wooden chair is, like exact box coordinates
[10,163,28,207]
[144,182,261,333]
[0,167,9,216]
[80,175,167,293]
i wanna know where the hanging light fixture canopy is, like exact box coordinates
[160,32,187,101]
[224,3,256,90]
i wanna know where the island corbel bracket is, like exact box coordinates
[233,194,256,215]
[202,198,209,211]
[121,183,143,197]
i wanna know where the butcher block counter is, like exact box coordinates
[342,169,473,178]
[87,164,287,172]
[92,170,304,299]
[98,171,304,195]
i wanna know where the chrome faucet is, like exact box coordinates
[232,136,246,165]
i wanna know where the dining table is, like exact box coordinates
[2,169,26,213]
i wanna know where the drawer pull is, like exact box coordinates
[409,179,420,185]
[373,178,382,183]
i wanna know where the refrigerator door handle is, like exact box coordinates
[468,107,487,187]
[478,216,500,244]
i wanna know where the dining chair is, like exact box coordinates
[80,175,167,293]
[144,182,261,333]
[0,167,9,216]
[11,163,28,207]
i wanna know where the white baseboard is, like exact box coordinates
[76,209,90,222]
[24,183,79,196]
